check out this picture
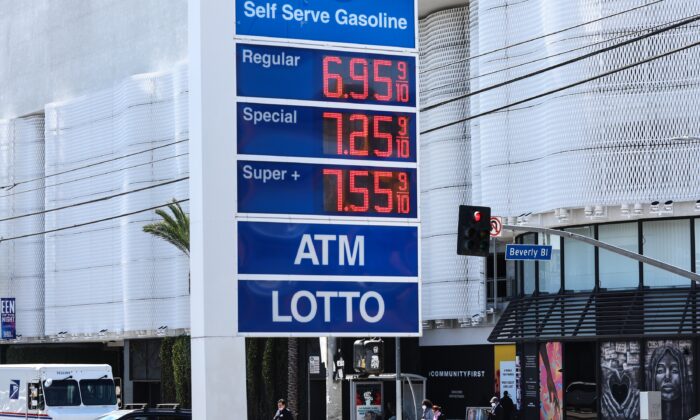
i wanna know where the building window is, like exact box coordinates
[599,222,639,289]
[695,219,699,273]
[643,219,691,288]
[538,234,561,294]
[522,233,536,295]
[564,226,595,292]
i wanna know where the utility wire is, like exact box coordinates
[0,199,189,244]
[0,153,189,199]
[0,177,188,223]
[421,14,700,96]
[421,39,700,135]
[0,138,188,191]
[419,0,664,75]
[421,13,700,112]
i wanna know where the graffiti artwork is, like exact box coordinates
[539,342,563,420]
[645,340,694,420]
[600,341,641,420]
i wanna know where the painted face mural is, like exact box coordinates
[645,341,694,420]
[600,341,641,420]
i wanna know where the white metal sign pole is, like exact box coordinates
[189,0,247,418]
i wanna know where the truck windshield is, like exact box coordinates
[79,379,117,405]
[44,380,81,406]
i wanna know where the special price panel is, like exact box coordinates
[237,102,416,162]
[238,160,417,218]
[236,43,416,107]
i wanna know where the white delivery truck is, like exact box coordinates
[0,364,119,420]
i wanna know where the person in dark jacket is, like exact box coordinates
[489,396,504,420]
[500,391,515,419]
[273,398,294,420]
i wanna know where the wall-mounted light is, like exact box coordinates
[650,201,660,213]
[555,208,569,221]
[584,206,593,217]
[663,200,674,213]
[633,203,644,216]
[422,320,434,330]
[98,329,108,338]
[156,326,168,337]
[594,205,605,218]
[620,203,630,216]
[696,200,700,211]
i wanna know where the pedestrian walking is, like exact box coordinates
[421,399,434,420]
[489,396,503,420]
[432,404,445,419]
[273,398,294,420]
[500,391,514,419]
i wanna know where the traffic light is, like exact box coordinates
[457,205,491,257]
[353,338,384,376]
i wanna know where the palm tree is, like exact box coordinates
[143,199,189,256]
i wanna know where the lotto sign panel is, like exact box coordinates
[1,298,15,340]
[234,0,419,336]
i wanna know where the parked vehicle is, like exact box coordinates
[0,364,118,420]
[95,405,191,420]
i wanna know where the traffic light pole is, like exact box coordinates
[396,337,402,420]
[503,224,700,283]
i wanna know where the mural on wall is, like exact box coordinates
[539,342,563,420]
[645,340,694,420]
[600,341,641,420]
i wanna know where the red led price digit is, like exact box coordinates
[396,116,410,158]
[349,58,369,100]
[373,116,393,158]
[397,61,408,81]
[349,114,369,156]
[323,169,344,211]
[373,60,393,102]
[373,171,393,213]
[349,170,369,212]
[398,116,408,136]
[323,112,343,155]
[397,172,410,214]
[396,83,410,103]
[323,56,343,99]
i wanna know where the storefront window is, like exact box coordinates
[599,222,639,289]
[564,226,594,292]
[522,234,536,295]
[643,220,691,288]
[538,234,561,294]
[695,219,700,273]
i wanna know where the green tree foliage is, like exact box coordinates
[172,336,191,408]
[142,200,189,256]
[160,337,177,404]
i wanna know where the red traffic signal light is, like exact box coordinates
[457,205,491,257]
[474,211,482,222]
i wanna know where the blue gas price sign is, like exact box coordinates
[238,161,417,218]
[238,221,418,277]
[238,280,419,334]
[238,103,416,162]
[236,43,416,107]
[236,0,416,49]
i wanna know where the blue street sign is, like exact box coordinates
[236,44,417,107]
[238,161,418,218]
[505,244,553,261]
[238,221,418,277]
[238,102,417,162]
[236,0,416,49]
[238,280,419,334]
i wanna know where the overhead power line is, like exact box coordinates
[0,177,188,223]
[0,138,188,191]
[421,39,700,135]
[0,199,189,244]
[0,153,189,200]
[421,13,700,112]
[421,14,700,96]
[419,0,664,75]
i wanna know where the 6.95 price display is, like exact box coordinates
[238,161,417,218]
[237,43,416,107]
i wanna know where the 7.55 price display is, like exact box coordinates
[238,161,417,218]
[237,43,416,107]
